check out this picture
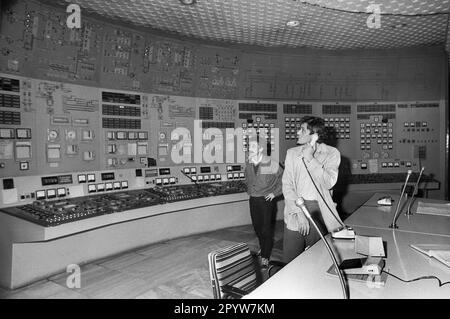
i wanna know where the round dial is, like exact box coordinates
[66,130,76,140]
[48,130,58,140]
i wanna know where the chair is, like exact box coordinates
[208,242,285,299]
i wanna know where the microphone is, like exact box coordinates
[389,169,412,229]
[295,197,349,299]
[405,167,425,216]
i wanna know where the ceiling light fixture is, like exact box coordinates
[286,20,300,27]
[179,0,197,5]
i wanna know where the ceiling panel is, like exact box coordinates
[48,0,449,50]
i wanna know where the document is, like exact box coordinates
[355,235,385,257]
[416,201,450,217]
[410,244,450,268]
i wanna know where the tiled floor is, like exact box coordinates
[0,221,284,299]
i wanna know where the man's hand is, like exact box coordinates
[296,212,310,236]
[303,144,315,162]
[265,193,275,201]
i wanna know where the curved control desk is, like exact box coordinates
[0,191,283,290]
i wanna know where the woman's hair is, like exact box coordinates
[300,116,328,143]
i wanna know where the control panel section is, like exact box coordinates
[100,90,149,170]
[0,75,36,177]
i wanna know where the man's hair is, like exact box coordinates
[299,116,327,143]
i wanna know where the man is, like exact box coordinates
[245,139,284,268]
[282,116,344,263]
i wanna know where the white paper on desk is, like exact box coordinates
[355,235,385,257]
[416,201,450,217]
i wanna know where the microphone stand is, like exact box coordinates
[389,170,412,229]
[405,167,425,216]
[295,197,349,299]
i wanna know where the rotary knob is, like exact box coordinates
[48,129,59,141]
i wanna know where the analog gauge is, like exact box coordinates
[373,152,380,159]
[66,130,76,140]
[362,152,370,159]
[382,152,389,158]
[159,132,166,140]
[48,129,59,141]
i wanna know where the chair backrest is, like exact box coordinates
[208,242,257,299]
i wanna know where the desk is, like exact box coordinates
[245,226,450,299]
[345,193,450,237]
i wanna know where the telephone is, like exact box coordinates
[309,132,318,147]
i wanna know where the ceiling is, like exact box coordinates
[49,0,449,51]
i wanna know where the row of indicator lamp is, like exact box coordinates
[242,123,275,128]
[227,172,245,179]
[324,117,351,123]
[87,181,128,193]
[192,174,221,182]
[78,174,96,183]
[106,131,148,140]
[35,188,67,200]
[155,177,177,185]
[361,144,393,150]
[359,161,412,169]
[182,167,198,174]
[404,122,428,127]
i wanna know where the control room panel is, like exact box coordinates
[0,0,446,227]
[0,72,443,210]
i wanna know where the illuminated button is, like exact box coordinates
[361,134,365,138]
[388,162,393,167]
[388,145,393,149]
[382,162,387,168]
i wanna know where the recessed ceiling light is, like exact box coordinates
[286,20,300,27]
[179,0,197,5]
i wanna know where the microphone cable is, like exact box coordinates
[382,270,450,288]
[301,157,344,227]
